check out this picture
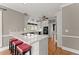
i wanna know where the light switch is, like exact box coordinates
[65,29,69,32]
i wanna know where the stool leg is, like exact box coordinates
[16,48,20,55]
[9,43,12,51]
[16,49,18,55]
[11,45,14,55]
[15,47,17,55]
[13,45,16,55]
[30,49,31,55]
[15,49,16,55]
[9,43,10,50]
[22,52,25,55]
[16,51,18,55]
[11,44,13,53]
[14,45,16,55]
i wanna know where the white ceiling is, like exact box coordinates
[0,3,65,17]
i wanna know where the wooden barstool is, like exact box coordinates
[11,40,23,55]
[9,38,18,50]
[16,43,32,55]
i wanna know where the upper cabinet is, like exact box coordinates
[24,17,42,32]
[42,20,48,26]
[27,17,38,25]
[24,16,49,32]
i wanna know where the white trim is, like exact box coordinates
[0,10,2,47]
[61,3,73,8]
[62,46,79,54]
[57,44,62,48]
[62,35,79,39]
[0,46,9,52]
[2,34,12,37]
[2,31,25,37]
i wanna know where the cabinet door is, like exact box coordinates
[31,42,39,55]
[39,37,48,55]
[0,11,2,47]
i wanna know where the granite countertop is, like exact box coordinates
[10,32,48,45]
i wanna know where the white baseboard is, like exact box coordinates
[62,46,79,54]
[0,46,9,52]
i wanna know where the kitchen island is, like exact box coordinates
[9,32,48,55]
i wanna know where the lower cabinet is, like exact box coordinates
[39,37,48,55]
[31,37,48,55]
[31,42,39,55]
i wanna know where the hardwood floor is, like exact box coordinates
[48,37,74,55]
[0,47,74,55]
[0,49,11,55]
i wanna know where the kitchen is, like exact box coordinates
[0,3,50,55]
[0,3,63,55]
[9,16,49,55]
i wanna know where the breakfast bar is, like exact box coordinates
[9,32,48,55]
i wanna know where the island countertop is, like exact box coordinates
[9,32,48,45]
[9,32,48,55]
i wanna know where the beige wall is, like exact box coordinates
[62,4,79,36]
[62,4,79,50]
[62,37,79,50]
[0,5,25,47]
[0,5,24,35]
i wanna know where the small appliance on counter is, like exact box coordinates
[38,32,41,35]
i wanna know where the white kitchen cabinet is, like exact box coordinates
[42,20,48,26]
[39,37,48,55]
[31,37,48,55]
[25,17,39,32]
[27,17,38,24]
[37,22,42,31]
[31,42,39,55]
[0,10,2,47]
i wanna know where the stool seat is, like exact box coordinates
[11,40,23,55]
[12,40,23,46]
[9,38,18,43]
[17,43,32,53]
[9,38,18,50]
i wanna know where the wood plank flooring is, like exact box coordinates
[0,49,11,55]
[48,37,74,55]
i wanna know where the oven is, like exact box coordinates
[43,26,48,35]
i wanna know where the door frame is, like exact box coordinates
[0,10,2,47]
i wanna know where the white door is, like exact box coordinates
[0,10,2,47]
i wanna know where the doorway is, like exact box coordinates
[48,17,57,54]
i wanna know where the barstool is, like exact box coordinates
[9,38,18,50]
[11,40,23,55]
[16,43,32,55]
